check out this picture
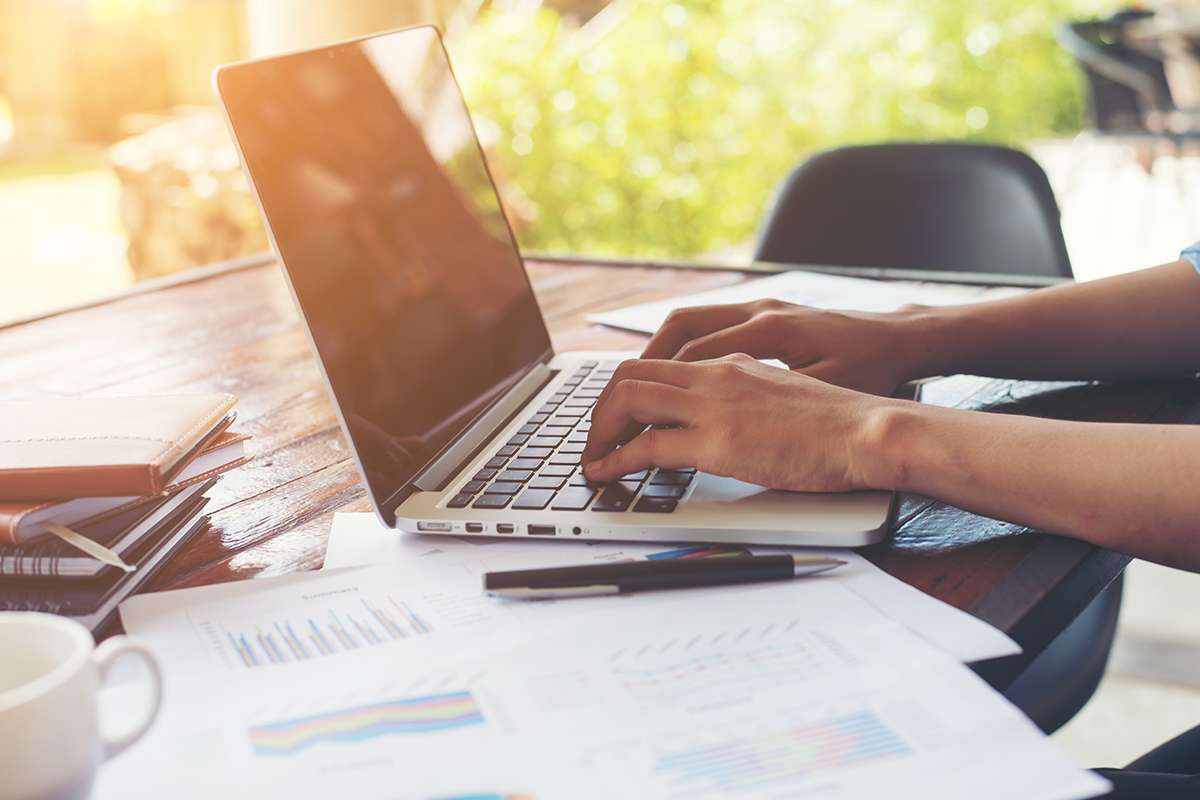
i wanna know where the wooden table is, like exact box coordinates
[8,254,1197,686]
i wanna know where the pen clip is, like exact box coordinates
[488,585,620,600]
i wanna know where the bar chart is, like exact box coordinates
[652,711,910,794]
[201,592,434,669]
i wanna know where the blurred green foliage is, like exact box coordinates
[451,0,1115,258]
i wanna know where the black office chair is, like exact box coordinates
[754,143,1074,279]
[755,142,1124,734]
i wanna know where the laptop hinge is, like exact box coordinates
[412,363,554,492]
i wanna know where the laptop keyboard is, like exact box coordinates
[446,361,694,514]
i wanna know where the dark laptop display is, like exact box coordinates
[217,27,552,517]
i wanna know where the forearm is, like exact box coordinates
[905,261,1200,382]
[862,403,1200,570]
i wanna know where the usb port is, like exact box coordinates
[496,523,515,534]
[465,523,484,533]
[528,524,556,536]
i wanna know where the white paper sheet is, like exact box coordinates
[587,270,1024,334]
[102,583,1105,800]
[318,512,1019,663]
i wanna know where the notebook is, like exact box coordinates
[0,479,213,580]
[0,430,247,545]
[0,493,211,635]
[0,393,236,500]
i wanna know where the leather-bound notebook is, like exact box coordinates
[0,429,248,545]
[0,394,237,500]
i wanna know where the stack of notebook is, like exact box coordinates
[0,394,249,633]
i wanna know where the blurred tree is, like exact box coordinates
[451,0,1117,258]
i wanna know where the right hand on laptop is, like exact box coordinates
[640,299,941,396]
[580,354,899,491]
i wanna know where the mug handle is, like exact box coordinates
[92,636,163,760]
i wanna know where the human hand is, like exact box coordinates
[581,354,897,491]
[640,299,942,396]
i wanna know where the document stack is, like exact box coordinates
[0,394,249,633]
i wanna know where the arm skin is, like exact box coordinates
[582,260,1200,571]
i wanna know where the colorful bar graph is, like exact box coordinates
[653,711,910,792]
[249,690,485,757]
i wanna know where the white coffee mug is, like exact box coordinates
[0,613,161,800]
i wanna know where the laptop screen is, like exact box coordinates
[217,27,552,520]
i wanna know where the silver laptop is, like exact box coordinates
[214,25,895,547]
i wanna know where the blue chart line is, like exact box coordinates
[653,711,910,793]
[222,594,435,668]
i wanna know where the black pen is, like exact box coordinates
[483,554,846,600]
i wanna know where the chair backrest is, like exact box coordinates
[753,143,1074,279]
[1058,18,1174,131]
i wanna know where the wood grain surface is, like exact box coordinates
[8,255,1195,684]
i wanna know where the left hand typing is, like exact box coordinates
[581,354,895,491]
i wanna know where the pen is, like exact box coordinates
[483,554,846,600]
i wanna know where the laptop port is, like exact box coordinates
[528,524,556,536]
[417,521,452,532]
[465,523,484,533]
[496,523,515,534]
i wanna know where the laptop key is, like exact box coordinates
[529,436,561,448]
[551,392,570,402]
[634,496,678,513]
[555,407,586,418]
[530,475,566,490]
[539,464,574,478]
[550,415,580,427]
[574,389,602,399]
[497,469,534,483]
[513,489,555,510]
[462,480,487,494]
[538,403,559,415]
[650,470,693,486]
[621,470,648,481]
[510,458,542,471]
[506,434,529,447]
[569,472,603,487]
[485,455,508,469]
[473,494,511,509]
[529,413,549,424]
[567,433,589,445]
[551,486,597,510]
[542,426,572,438]
[642,484,685,499]
[576,421,592,432]
[485,481,522,495]
[473,468,498,482]
[519,447,553,460]
[518,424,539,436]
[550,453,580,466]
[558,442,585,454]
[591,484,637,512]
[497,445,519,458]
[448,492,473,509]
[563,398,593,408]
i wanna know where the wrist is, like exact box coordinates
[851,400,940,491]
[891,305,973,380]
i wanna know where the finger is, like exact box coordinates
[582,380,696,465]
[674,320,779,363]
[593,358,702,414]
[641,304,754,360]
[583,427,701,482]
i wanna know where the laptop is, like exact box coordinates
[214,25,895,547]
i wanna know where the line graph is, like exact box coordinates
[249,690,485,756]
